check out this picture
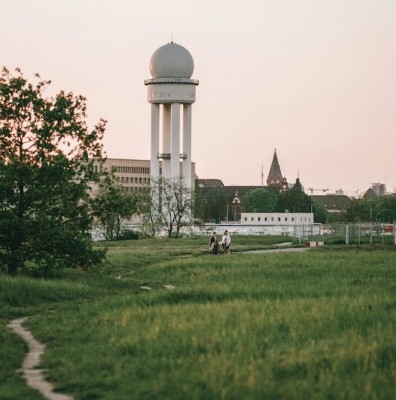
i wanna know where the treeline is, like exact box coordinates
[194,185,396,224]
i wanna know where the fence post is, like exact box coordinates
[382,225,384,245]
[394,224,396,245]
[345,224,349,245]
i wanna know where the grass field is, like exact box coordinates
[1,237,396,399]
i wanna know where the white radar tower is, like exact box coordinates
[145,42,199,189]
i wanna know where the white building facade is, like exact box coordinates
[241,212,314,225]
[238,212,320,236]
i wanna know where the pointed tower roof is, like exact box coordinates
[267,149,284,187]
[293,177,303,191]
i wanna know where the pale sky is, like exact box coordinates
[2,0,396,195]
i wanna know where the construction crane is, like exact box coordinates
[308,188,329,194]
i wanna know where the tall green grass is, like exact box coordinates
[1,240,396,399]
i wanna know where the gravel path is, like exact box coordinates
[7,317,73,400]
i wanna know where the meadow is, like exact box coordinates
[1,236,395,400]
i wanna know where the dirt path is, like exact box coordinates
[243,247,309,254]
[7,317,73,400]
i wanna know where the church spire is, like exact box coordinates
[267,149,284,188]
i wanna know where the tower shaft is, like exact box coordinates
[145,77,198,188]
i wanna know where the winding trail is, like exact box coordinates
[6,245,309,398]
[7,317,73,400]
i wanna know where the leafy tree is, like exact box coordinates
[378,195,396,223]
[276,186,312,213]
[200,187,228,223]
[344,196,380,222]
[138,190,163,238]
[193,178,204,220]
[344,197,360,222]
[92,176,138,240]
[343,193,396,223]
[0,67,106,275]
[241,188,278,212]
[312,201,328,223]
[144,177,194,238]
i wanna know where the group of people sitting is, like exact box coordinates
[209,230,231,255]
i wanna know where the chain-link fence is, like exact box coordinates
[296,223,396,245]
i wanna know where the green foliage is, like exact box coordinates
[93,176,138,240]
[312,200,328,223]
[0,67,106,275]
[199,187,228,222]
[276,186,312,213]
[378,195,396,223]
[345,198,371,222]
[345,194,396,223]
[116,229,140,241]
[241,187,278,212]
[193,177,204,219]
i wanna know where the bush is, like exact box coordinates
[117,230,140,241]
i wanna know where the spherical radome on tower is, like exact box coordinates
[150,42,194,79]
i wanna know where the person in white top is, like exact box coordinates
[221,230,231,253]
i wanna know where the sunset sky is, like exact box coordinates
[2,0,396,195]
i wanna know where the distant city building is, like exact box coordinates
[92,158,195,193]
[370,183,387,196]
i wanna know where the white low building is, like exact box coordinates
[241,212,314,226]
[222,212,321,237]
